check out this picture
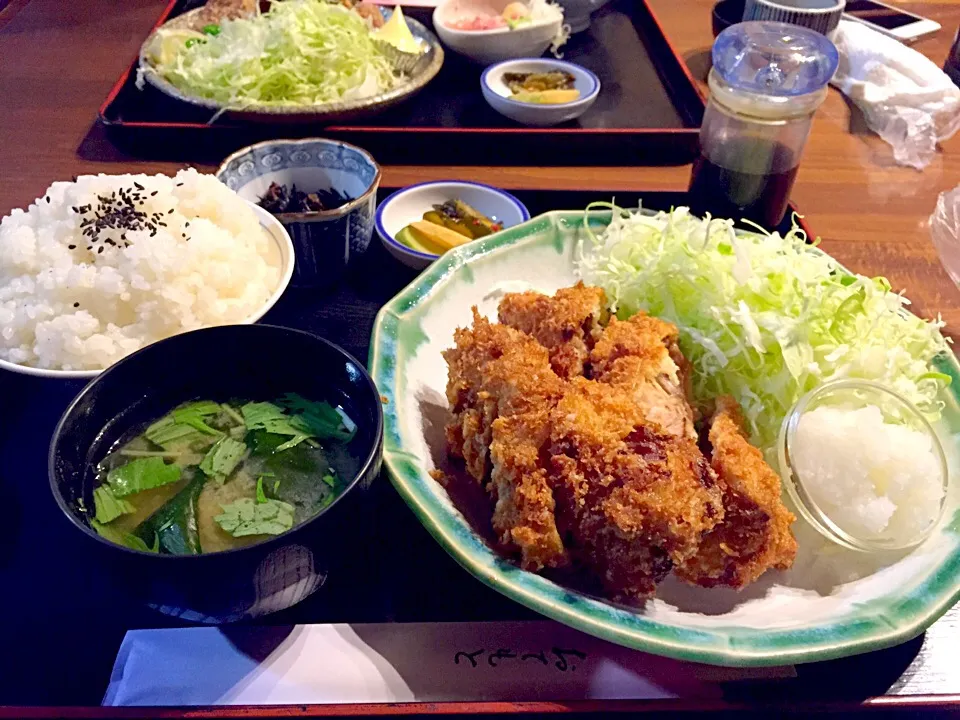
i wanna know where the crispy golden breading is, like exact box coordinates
[490,413,568,570]
[589,315,697,441]
[548,379,723,601]
[444,310,568,569]
[443,310,520,482]
[442,286,796,601]
[190,0,257,28]
[676,397,798,589]
[497,282,608,378]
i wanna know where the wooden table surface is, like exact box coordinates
[2,0,960,712]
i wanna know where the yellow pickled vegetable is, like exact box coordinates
[409,221,471,251]
[512,89,581,104]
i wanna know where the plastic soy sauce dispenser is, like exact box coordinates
[688,21,839,230]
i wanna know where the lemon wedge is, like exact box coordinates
[145,28,207,65]
[373,6,422,54]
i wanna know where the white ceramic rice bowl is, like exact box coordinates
[0,203,294,380]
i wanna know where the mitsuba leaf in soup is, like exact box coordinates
[199,436,248,483]
[91,520,159,553]
[90,393,360,555]
[93,485,135,524]
[107,456,181,497]
[215,496,295,538]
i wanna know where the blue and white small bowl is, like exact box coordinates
[376,181,530,270]
[481,59,601,127]
[217,138,381,287]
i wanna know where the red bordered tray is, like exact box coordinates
[97,0,705,166]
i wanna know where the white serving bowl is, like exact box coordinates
[0,203,294,380]
[376,180,530,270]
[433,0,564,64]
[481,58,600,126]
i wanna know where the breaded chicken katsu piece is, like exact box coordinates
[443,311,569,569]
[677,397,798,589]
[443,285,796,601]
[497,282,608,378]
[444,310,521,482]
[589,314,697,441]
[548,380,724,601]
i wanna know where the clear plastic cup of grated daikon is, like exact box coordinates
[778,379,949,552]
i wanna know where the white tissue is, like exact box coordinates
[831,19,960,169]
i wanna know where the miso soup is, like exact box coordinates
[88,394,359,554]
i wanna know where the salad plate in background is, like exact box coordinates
[138,1,444,123]
[369,205,960,666]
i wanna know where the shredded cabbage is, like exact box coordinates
[148,0,400,108]
[576,204,951,450]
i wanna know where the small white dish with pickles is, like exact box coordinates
[481,58,601,126]
[375,180,530,269]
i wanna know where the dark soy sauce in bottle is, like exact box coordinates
[692,22,838,231]
[689,140,799,230]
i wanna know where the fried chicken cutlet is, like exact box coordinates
[443,311,569,570]
[497,282,608,378]
[443,285,794,600]
[444,300,724,598]
[499,286,696,440]
[589,314,697,441]
[549,379,724,601]
[676,397,798,589]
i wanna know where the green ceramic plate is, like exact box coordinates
[369,210,960,667]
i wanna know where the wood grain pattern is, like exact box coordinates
[1,0,959,341]
[1,0,960,711]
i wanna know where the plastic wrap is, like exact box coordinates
[831,20,960,169]
[930,185,960,286]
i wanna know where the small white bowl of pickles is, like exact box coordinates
[481,58,600,127]
[375,180,530,270]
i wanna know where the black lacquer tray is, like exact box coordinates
[0,189,819,708]
[98,0,705,166]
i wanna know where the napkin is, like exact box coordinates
[102,621,794,706]
[831,19,960,169]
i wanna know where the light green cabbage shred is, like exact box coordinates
[153,1,399,107]
[576,204,951,451]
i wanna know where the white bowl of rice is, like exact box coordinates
[0,169,294,379]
